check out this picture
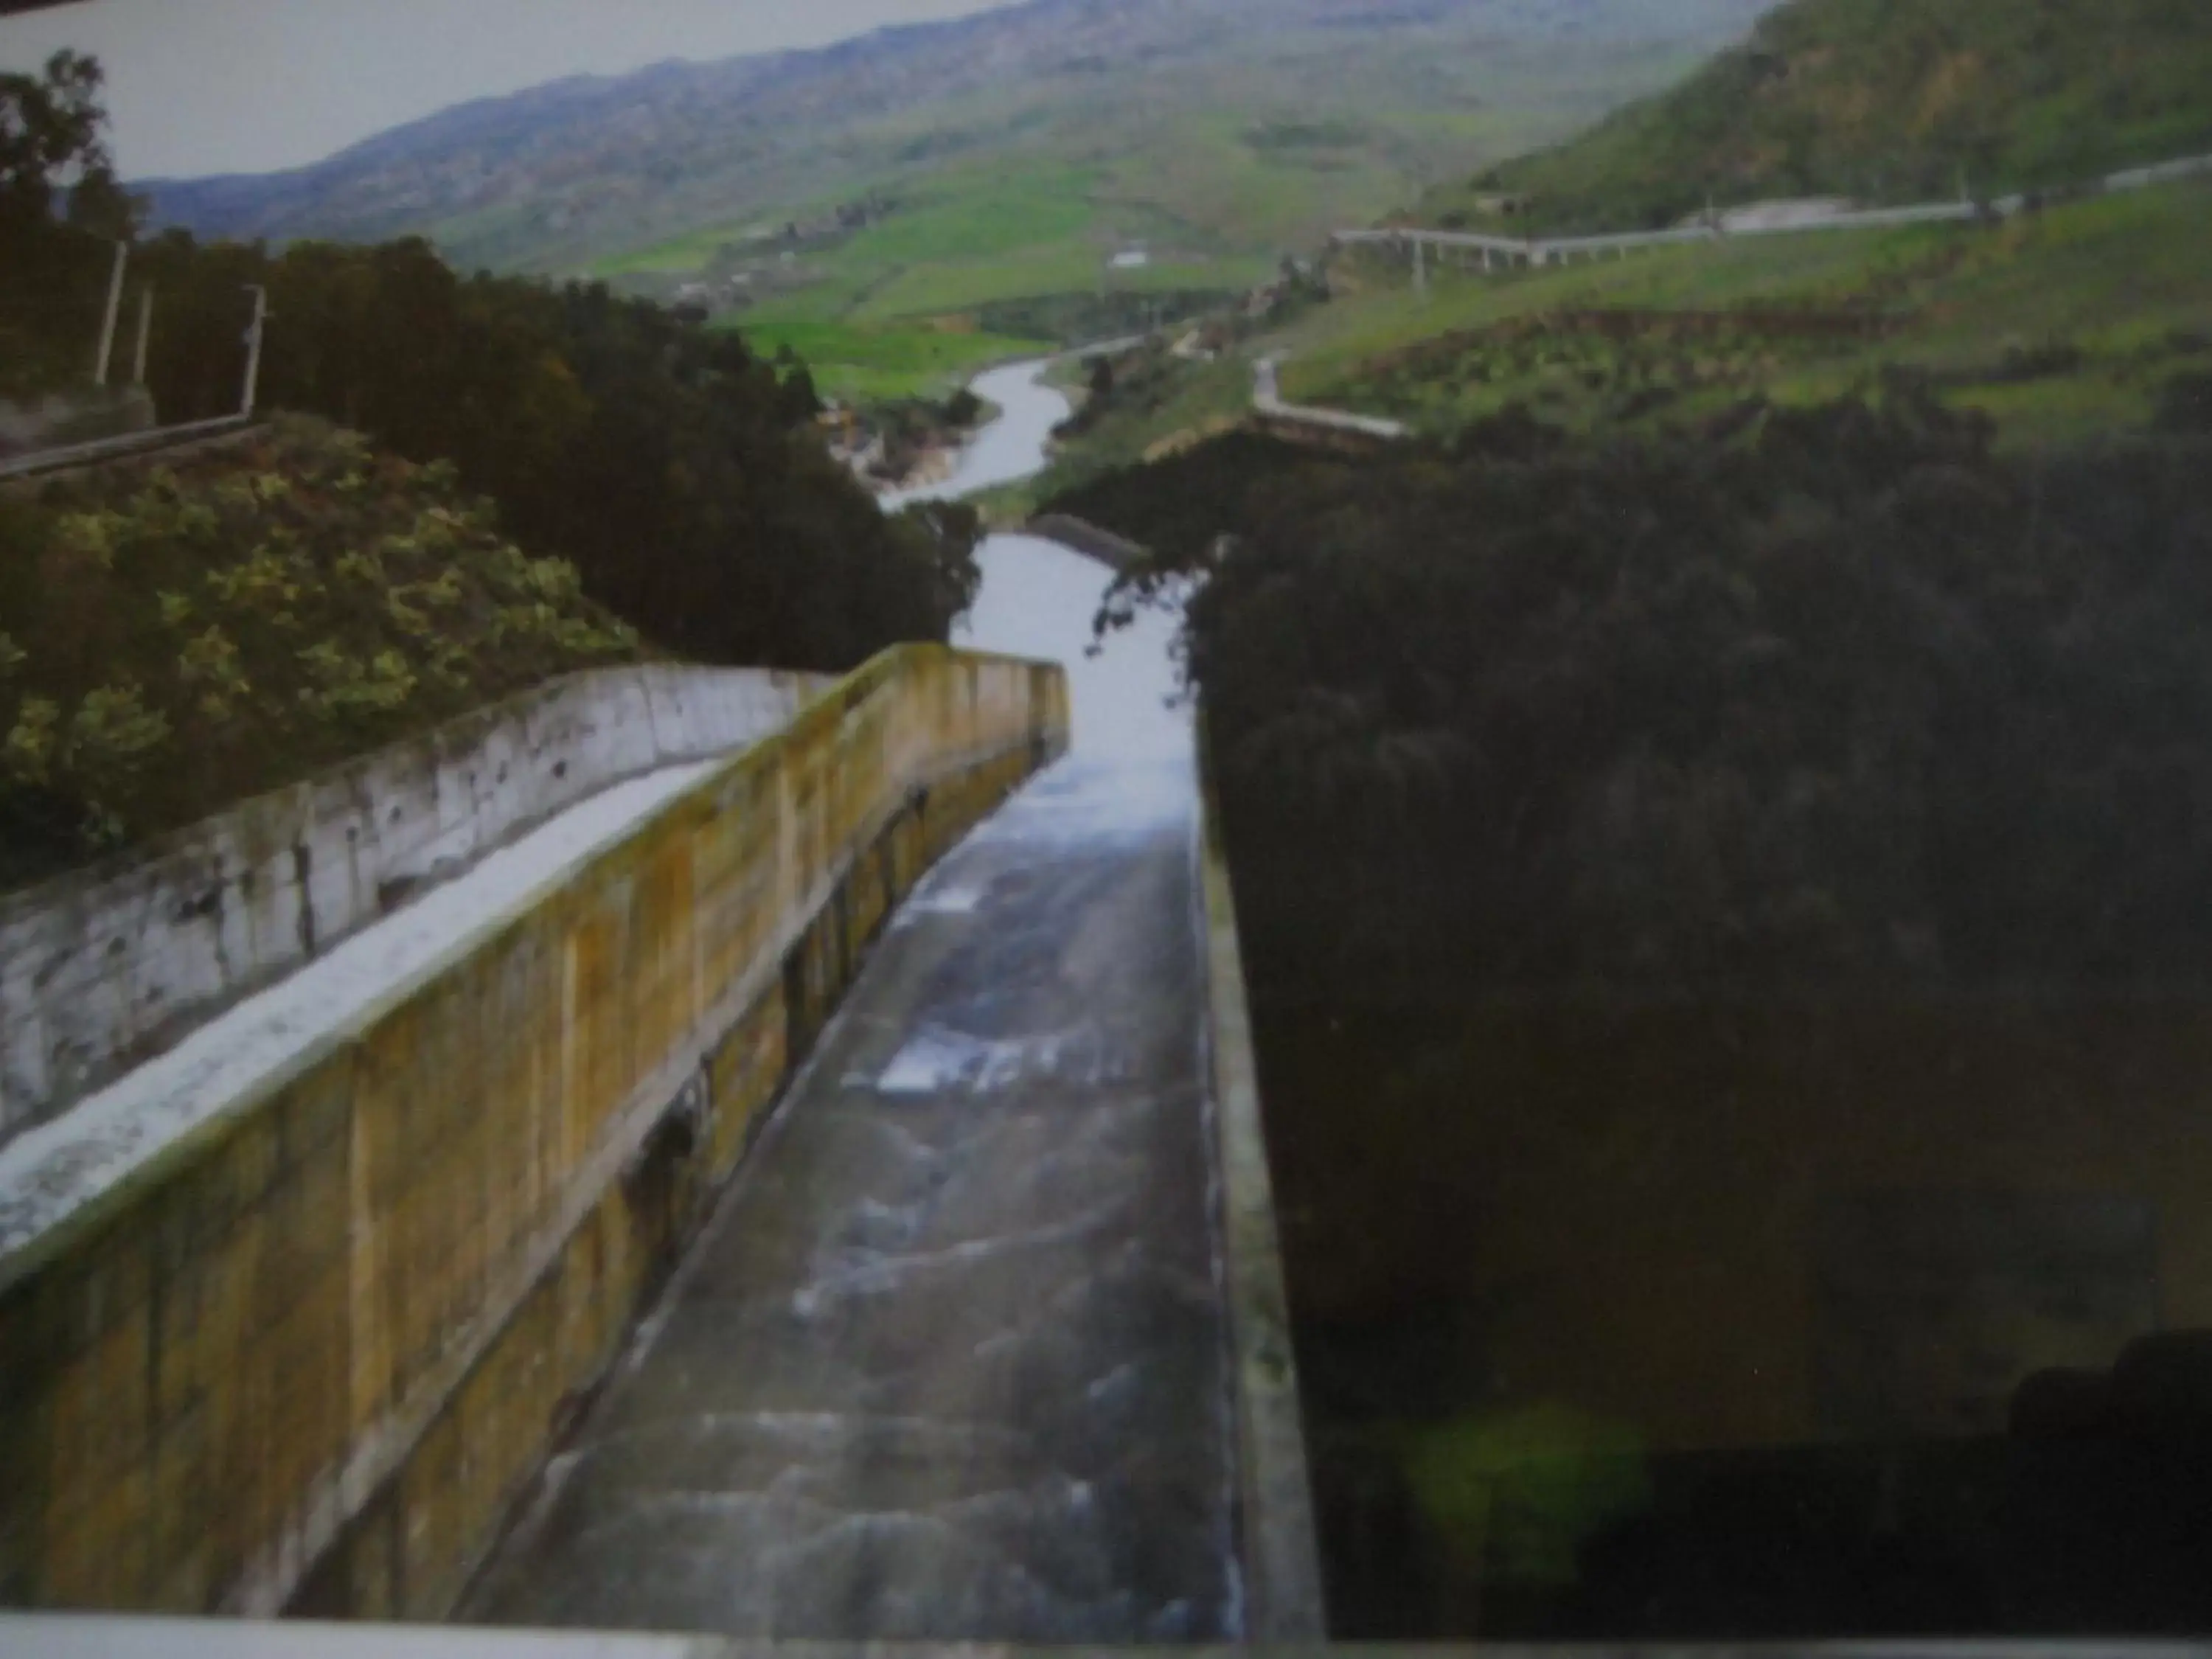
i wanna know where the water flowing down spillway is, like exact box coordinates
[467,366,1239,1640]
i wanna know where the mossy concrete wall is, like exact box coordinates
[0,643,1068,1621]
[0,665,833,1152]
[1199,743,1326,1641]
[1022,515,1149,574]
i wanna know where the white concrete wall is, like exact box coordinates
[0,665,831,1150]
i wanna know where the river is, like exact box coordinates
[895,358,1190,767]
[880,358,1085,509]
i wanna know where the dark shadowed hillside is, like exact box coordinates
[1054,394,2212,992]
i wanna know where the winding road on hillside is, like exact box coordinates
[1253,355,1408,443]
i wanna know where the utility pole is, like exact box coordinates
[131,286,154,387]
[1413,235,1429,304]
[240,285,270,417]
[92,240,128,386]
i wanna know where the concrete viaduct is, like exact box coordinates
[1334,152,2212,281]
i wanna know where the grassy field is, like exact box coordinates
[717,310,1053,405]
[1267,175,2212,448]
[602,136,1382,400]
[645,146,1307,400]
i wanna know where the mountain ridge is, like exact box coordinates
[135,0,1774,272]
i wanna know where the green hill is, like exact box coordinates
[1428,0,2212,232]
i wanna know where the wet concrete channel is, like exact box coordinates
[465,759,1232,1639]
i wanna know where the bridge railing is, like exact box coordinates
[0,643,1068,1621]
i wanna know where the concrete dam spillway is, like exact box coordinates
[465,543,1239,1638]
[455,370,1257,1638]
[0,362,1320,1643]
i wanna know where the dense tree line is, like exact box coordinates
[1055,389,2212,1642]
[1054,389,2212,993]
[2,53,978,675]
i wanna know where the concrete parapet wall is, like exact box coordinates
[0,389,158,463]
[1023,513,1150,574]
[0,644,1068,1621]
[0,665,835,1151]
[1250,406,1406,453]
[1198,739,1326,1640]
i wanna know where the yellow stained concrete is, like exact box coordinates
[0,644,1068,1621]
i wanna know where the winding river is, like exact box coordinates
[894,359,1189,767]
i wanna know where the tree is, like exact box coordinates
[0,51,132,240]
[1049,393,2212,994]
[1,54,976,677]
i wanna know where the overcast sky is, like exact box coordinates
[0,0,1023,178]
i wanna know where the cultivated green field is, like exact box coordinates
[596,131,1438,400]
[714,314,1054,406]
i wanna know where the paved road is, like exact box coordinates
[1252,355,1407,442]
[465,754,1238,1641]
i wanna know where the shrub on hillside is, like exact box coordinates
[0,418,642,884]
[2156,371,2212,432]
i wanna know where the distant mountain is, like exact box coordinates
[1438,0,2212,231]
[136,0,1775,273]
